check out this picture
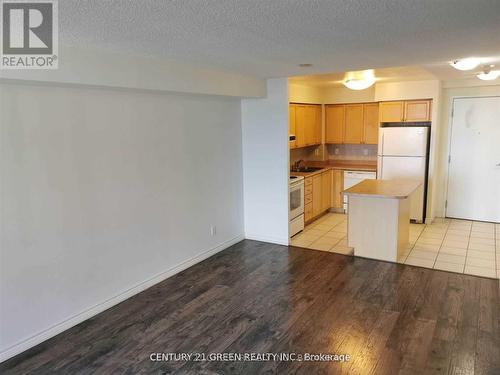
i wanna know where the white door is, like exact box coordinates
[379,156,426,222]
[447,97,500,223]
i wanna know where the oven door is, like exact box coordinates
[289,182,304,220]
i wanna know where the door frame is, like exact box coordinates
[444,95,500,220]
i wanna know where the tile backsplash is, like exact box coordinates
[290,144,378,166]
[326,144,378,161]
[290,145,324,165]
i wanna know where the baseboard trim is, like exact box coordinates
[0,234,244,363]
[245,233,288,246]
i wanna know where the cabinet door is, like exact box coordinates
[312,174,322,217]
[331,170,343,209]
[325,105,344,144]
[379,101,404,122]
[314,105,322,144]
[304,105,316,146]
[295,105,307,147]
[363,103,379,144]
[321,170,332,211]
[289,104,296,149]
[405,100,431,122]
[344,104,364,144]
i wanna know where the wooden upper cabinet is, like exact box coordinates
[363,103,379,144]
[379,101,405,122]
[289,103,322,148]
[380,100,432,123]
[289,104,296,149]
[294,104,307,147]
[304,105,316,146]
[344,104,364,144]
[325,105,344,144]
[314,105,322,144]
[405,100,431,122]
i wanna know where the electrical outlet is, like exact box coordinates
[363,148,368,156]
[334,148,339,155]
[314,148,319,156]
[210,225,216,236]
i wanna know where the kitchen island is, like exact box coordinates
[343,179,421,262]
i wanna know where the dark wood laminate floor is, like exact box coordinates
[2,240,499,374]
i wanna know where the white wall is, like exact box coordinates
[434,84,500,217]
[0,82,245,360]
[0,47,266,98]
[241,79,289,244]
[322,85,376,104]
[288,83,324,103]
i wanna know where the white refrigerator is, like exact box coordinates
[377,126,429,223]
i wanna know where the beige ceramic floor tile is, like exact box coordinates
[330,246,353,255]
[408,249,438,260]
[439,247,467,256]
[415,237,442,246]
[309,240,335,251]
[470,232,495,240]
[323,230,346,238]
[336,238,348,246]
[296,232,323,242]
[468,243,495,252]
[434,261,465,273]
[412,244,440,252]
[464,265,497,278]
[447,229,471,236]
[312,223,335,231]
[449,226,471,231]
[303,228,327,237]
[466,250,495,260]
[405,256,435,268]
[444,233,470,241]
[291,238,313,248]
[442,240,468,249]
[419,232,445,240]
[468,237,495,246]
[436,253,466,264]
[471,222,495,231]
[465,257,496,268]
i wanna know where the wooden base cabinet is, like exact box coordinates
[321,169,332,211]
[304,169,337,224]
[304,177,313,222]
[331,170,344,209]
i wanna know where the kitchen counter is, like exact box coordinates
[290,160,377,178]
[344,178,420,263]
[343,179,421,199]
[306,160,377,172]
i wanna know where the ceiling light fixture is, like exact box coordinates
[298,63,313,67]
[477,66,500,81]
[450,58,480,71]
[343,70,376,90]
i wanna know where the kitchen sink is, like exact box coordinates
[292,166,323,173]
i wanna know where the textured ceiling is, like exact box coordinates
[60,0,500,78]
